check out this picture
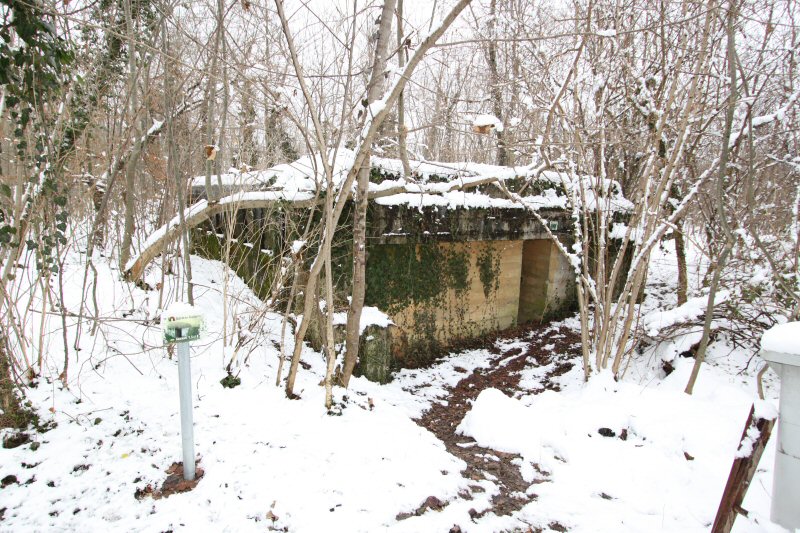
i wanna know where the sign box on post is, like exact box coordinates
[162,303,204,482]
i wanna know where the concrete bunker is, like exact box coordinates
[357,201,577,380]
[185,153,629,383]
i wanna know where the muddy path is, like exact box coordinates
[414,322,581,525]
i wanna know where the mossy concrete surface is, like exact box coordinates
[362,238,577,376]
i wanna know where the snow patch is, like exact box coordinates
[331,306,394,335]
[642,291,730,337]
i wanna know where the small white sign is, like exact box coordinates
[162,303,204,344]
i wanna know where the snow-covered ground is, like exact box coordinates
[0,242,788,532]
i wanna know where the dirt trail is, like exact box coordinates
[414,323,580,523]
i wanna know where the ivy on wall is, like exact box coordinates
[477,244,501,298]
[194,204,511,367]
[364,242,470,315]
[363,241,506,361]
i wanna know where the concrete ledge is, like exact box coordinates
[367,204,572,244]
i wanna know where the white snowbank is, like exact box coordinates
[0,240,784,532]
[456,363,779,532]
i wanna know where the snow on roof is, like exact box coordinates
[189,149,632,213]
[190,150,355,192]
[472,114,504,132]
[761,321,800,355]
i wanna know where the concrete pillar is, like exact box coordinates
[760,322,800,530]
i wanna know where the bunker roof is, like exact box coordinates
[190,149,633,214]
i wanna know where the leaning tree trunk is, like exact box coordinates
[119,0,140,272]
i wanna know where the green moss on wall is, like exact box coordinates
[364,242,470,314]
[477,244,501,298]
[404,307,441,365]
[193,228,280,300]
[192,203,355,307]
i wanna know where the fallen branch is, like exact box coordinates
[124,191,315,281]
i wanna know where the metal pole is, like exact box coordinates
[177,340,196,481]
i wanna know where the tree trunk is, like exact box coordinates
[675,220,688,306]
[0,333,25,428]
[119,0,140,272]
[322,189,337,409]
[203,0,224,203]
[686,0,738,394]
[341,0,397,387]
[163,19,194,305]
[396,0,412,176]
[486,0,508,166]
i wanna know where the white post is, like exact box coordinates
[760,322,800,530]
[177,339,196,481]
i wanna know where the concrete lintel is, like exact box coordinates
[367,203,572,244]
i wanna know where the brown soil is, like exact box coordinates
[135,461,204,500]
[415,322,580,522]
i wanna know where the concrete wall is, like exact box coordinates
[377,240,522,363]
[371,238,576,373]
[518,240,551,323]
[517,239,577,323]
[547,239,577,318]
[368,203,573,244]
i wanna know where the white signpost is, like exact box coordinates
[162,304,204,482]
[760,321,800,530]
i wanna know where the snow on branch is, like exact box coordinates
[729,90,800,146]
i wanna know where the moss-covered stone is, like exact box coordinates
[356,324,393,383]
